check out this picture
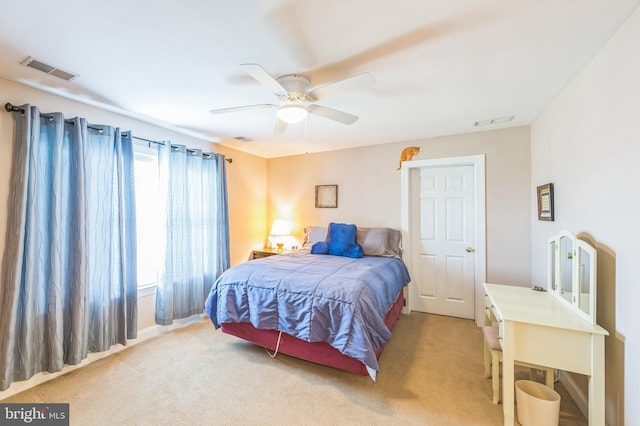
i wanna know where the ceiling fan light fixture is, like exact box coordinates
[277,104,308,123]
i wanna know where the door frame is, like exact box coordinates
[400,155,487,325]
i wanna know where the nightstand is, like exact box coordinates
[252,248,290,259]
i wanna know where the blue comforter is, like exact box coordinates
[204,250,411,376]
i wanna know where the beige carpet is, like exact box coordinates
[2,313,586,425]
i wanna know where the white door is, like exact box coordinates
[409,164,476,319]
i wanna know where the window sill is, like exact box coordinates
[137,283,156,297]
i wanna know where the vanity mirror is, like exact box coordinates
[548,230,597,324]
[559,232,574,305]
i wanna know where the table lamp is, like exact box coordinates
[269,219,290,251]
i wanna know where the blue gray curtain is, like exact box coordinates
[0,105,138,391]
[155,144,229,325]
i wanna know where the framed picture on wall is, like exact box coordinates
[537,183,554,221]
[315,185,338,208]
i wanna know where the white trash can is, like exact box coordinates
[515,380,561,426]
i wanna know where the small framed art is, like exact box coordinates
[315,185,338,208]
[537,183,554,221]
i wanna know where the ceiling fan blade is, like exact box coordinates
[209,104,277,115]
[273,118,288,135]
[307,72,375,101]
[308,104,358,125]
[240,63,288,97]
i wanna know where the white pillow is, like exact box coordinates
[303,226,327,248]
[356,227,402,258]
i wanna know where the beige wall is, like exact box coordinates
[531,7,640,425]
[267,126,532,285]
[0,77,267,331]
[225,147,268,263]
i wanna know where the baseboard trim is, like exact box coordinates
[0,314,207,401]
[558,371,588,419]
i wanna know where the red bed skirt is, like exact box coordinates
[221,291,404,376]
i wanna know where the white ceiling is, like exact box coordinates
[1,0,638,158]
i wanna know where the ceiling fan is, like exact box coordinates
[209,63,375,134]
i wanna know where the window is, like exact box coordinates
[133,142,162,287]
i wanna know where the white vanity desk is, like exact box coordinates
[483,283,608,425]
[484,231,609,425]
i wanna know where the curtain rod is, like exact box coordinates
[4,102,232,164]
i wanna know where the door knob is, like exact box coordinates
[466,247,475,253]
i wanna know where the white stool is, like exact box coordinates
[482,326,554,404]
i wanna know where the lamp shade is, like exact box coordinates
[270,219,290,236]
[277,104,308,124]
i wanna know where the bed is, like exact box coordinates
[204,225,411,380]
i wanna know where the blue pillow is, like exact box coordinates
[343,243,364,258]
[310,241,329,254]
[327,222,357,256]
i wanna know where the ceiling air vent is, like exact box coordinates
[473,115,514,127]
[20,56,78,81]
[234,136,253,142]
